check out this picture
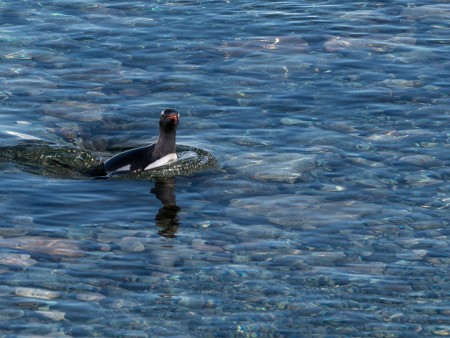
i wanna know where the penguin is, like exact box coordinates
[102,109,180,176]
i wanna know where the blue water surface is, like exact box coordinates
[1,0,450,336]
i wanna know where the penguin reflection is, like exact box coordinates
[151,177,180,238]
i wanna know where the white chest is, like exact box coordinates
[144,153,178,170]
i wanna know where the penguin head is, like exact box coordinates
[159,109,180,132]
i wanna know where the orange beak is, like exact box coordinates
[168,114,179,120]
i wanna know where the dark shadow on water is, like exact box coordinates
[151,177,180,238]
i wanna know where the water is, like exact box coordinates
[1,0,450,336]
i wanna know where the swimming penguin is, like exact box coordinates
[102,109,180,176]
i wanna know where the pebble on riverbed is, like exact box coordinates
[225,152,317,183]
[229,194,382,228]
[0,236,85,257]
[14,287,61,300]
[118,237,146,252]
[36,310,66,321]
[0,253,36,267]
[42,101,106,123]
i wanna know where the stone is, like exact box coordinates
[14,287,61,300]
[0,253,36,267]
[118,237,145,252]
[0,236,85,257]
[36,310,65,321]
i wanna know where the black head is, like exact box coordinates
[159,108,180,132]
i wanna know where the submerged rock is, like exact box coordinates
[0,253,36,267]
[118,237,146,252]
[0,236,85,257]
[14,287,61,300]
[42,101,107,122]
[402,5,450,19]
[0,309,24,320]
[398,155,439,168]
[36,310,66,321]
[229,194,382,228]
[76,292,106,302]
[225,152,317,183]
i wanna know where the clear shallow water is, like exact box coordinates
[1,0,450,336]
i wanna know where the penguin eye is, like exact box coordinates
[160,112,165,119]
